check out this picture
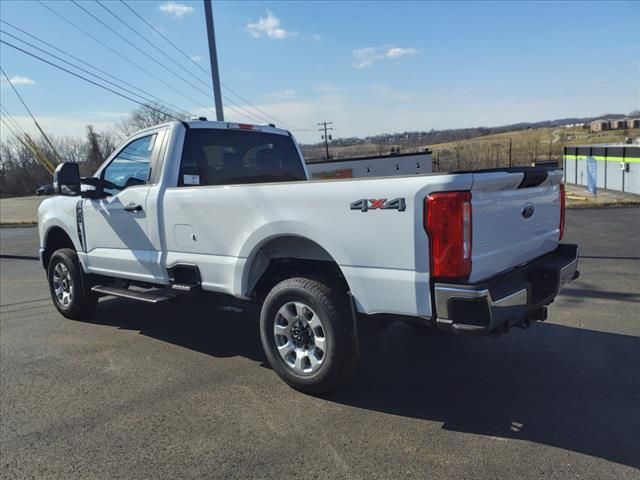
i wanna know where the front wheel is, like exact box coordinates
[47,248,98,320]
[260,277,357,394]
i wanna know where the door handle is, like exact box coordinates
[124,203,143,212]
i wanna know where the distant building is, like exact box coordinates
[590,120,610,132]
[611,119,628,130]
[629,119,640,129]
[564,144,640,194]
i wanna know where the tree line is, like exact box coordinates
[0,105,175,197]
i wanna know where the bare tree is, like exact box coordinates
[116,103,180,138]
[452,142,465,170]
[0,138,51,196]
[525,134,542,165]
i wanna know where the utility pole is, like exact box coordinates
[203,0,224,121]
[508,137,513,168]
[318,121,333,160]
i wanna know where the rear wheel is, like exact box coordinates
[47,248,98,319]
[260,277,357,394]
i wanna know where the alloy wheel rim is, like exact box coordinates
[273,301,326,374]
[52,262,73,308]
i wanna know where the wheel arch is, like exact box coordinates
[242,234,352,300]
[42,226,77,269]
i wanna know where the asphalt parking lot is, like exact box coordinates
[1,207,639,479]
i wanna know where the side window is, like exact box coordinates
[102,134,156,195]
[178,129,306,187]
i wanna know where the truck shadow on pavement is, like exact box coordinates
[91,295,640,470]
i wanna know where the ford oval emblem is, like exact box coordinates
[521,203,535,219]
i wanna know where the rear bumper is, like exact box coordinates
[434,243,579,334]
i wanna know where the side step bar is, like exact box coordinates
[91,285,175,304]
[171,283,197,293]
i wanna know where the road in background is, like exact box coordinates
[1,208,639,479]
[0,195,47,224]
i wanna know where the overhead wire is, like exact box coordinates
[0,66,63,163]
[36,0,267,124]
[0,40,185,121]
[0,28,190,121]
[35,0,212,113]
[70,0,214,101]
[0,104,28,136]
[118,0,302,130]
[0,105,56,173]
[94,0,210,91]
[4,2,306,130]
[77,0,282,126]
[0,19,194,119]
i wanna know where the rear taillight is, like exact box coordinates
[424,191,472,279]
[559,183,566,240]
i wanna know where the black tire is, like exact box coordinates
[47,248,98,320]
[260,277,357,394]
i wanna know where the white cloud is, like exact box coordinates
[312,34,322,41]
[1,75,36,86]
[385,47,417,59]
[159,1,194,18]
[246,10,296,39]
[353,45,418,69]
[190,55,202,62]
[267,89,297,99]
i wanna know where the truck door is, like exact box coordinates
[82,131,165,282]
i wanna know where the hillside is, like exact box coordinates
[302,114,639,171]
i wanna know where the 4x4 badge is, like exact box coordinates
[350,198,406,212]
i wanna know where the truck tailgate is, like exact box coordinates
[469,169,563,283]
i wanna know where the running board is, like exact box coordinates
[91,285,175,304]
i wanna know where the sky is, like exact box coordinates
[0,0,639,144]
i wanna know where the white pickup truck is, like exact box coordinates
[38,119,578,393]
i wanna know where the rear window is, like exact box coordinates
[178,129,306,186]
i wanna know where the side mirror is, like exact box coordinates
[53,162,81,196]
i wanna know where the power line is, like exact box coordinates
[35,0,211,112]
[0,20,194,119]
[0,105,56,174]
[94,0,211,91]
[0,27,190,120]
[221,86,300,130]
[0,117,22,145]
[120,0,211,76]
[119,0,300,130]
[0,40,184,121]
[71,0,214,101]
[0,66,63,163]
[0,105,28,137]
[35,1,267,124]
[0,117,55,174]
[85,0,279,126]
[0,19,194,116]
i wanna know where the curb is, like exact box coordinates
[0,222,38,228]
[566,201,640,209]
